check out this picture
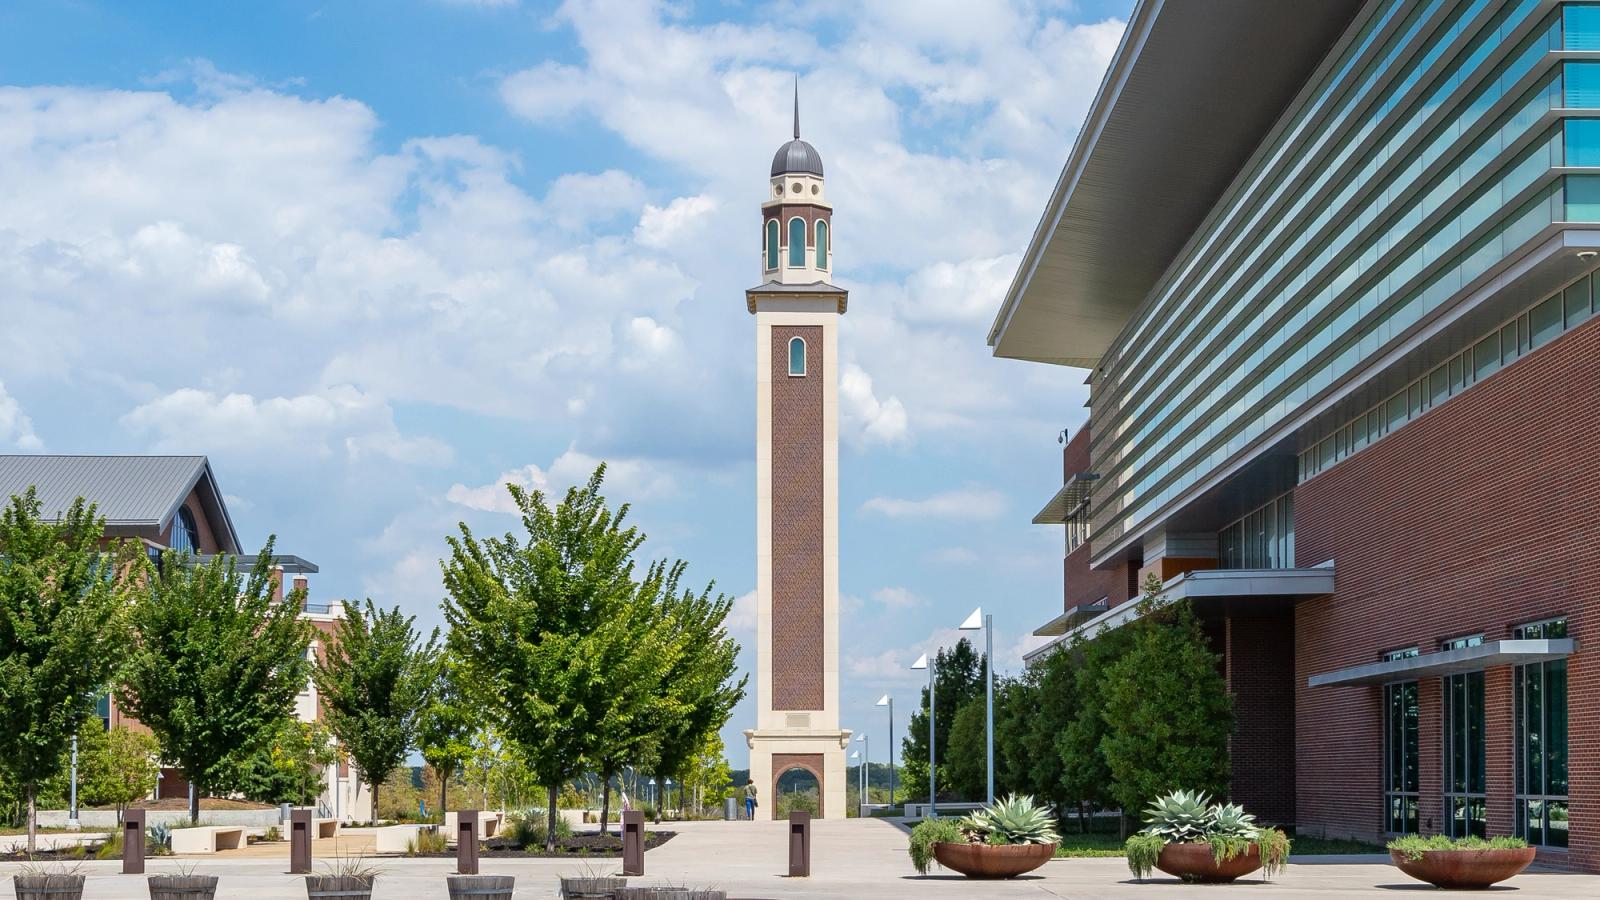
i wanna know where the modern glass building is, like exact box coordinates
[993,0,1598,868]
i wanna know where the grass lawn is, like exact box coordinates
[1054,831,1126,858]
[1287,834,1387,855]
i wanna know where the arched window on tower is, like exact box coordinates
[788,217,806,268]
[788,336,807,376]
[765,219,779,271]
[815,220,829,270]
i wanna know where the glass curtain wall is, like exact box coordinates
[1217,492,1295,569]
[1384,648,1421,834]
[1514,618,1569,847]
[1442,636,1487,838]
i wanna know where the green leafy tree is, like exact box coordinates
[416,651,479,818]
[1099,575,1234,814]
[677,732,734,817]
[0,490,139,852]
[443,466,663,850]
[1058,620,1134,824]
[900,637,984,801]
[117,541,313,823]
[943,693,988,800]
[313,599,440,824]
[79,723,161,822]
[218,718,336,807]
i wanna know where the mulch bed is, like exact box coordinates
[409,830,676,858]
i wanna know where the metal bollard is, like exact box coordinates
[122,808,145,875]
[621,809,645,876]
[290,808,312,874]
[457,810,479,875]
[788,811,811,877]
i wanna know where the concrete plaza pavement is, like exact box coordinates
[4,817,1598,898]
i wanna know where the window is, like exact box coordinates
[172,506,199,554]
[1515,618,1569,848]
[788,218,806,267]
[1217,491,1294,569]
[1383,649,1420,835]
[765,220,780,270]
[815,220,828,270]
[788,336,806,376]
[1443,635,1486,838]
[95,692,111,731]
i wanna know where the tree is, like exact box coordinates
[676,732,733,817]
[1099,575,1234,814]
[79,724,161,823]
[416,651,478,818]
[1059,620,1134,824]
[0,490,139,852]
[314,599,440,825]
[900,637,984,800]
[443,467,661,850]
[117,540,313,823]
[943,694,988,800]
[217,718,336,807]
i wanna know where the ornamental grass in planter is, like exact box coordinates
[305,855,380,900]
[1124,790,1291,884]
[908,794,1060,879]
[11,862,87,900]
[1386,835,1534,889]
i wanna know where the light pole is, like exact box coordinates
[849,750,861,810]
[960,606,995,805]
[876,693,896,805]
[68,733,79,830]
[910,653,935,817]
[854,732,869,806]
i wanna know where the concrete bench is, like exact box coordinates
[374,823,438,854]
[313,818,339,839]
[170,825,246,854]
[444,811,502,842]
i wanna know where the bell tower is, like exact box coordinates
[743,85,851,820]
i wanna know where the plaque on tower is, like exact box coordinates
[742,85,852,820]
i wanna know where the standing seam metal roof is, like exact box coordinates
[0,455,242,552]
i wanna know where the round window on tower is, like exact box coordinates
[791,182,801,194]
[811,184,819,195]
[773,184,783,197]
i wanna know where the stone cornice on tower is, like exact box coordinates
[745,281,848,315]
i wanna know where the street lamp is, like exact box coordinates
[876,693,896,805]
[849,750,861,807]
[910,653,934,817]
[959,606,994,805]
[854,732,869,806]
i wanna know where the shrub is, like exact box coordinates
[505,808,572,849]
[1387,834,1528,861]
[1125,789,1290,880]
[773,791,817,817]
[405,827,448,855]
[908,817,962,875]
[262,826,282,843]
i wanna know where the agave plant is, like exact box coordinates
[1140,790,1214,842]
[1208,802,1260,840]
[960,794,1060,846]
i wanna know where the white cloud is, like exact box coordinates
[634,194,718,249]
[871,586,923,609]
[120,385,450,466]
[726,589,757,635]
[0,382,43,450]
[861,486,1006,521]
[445,445,677,514]
[840,363,910,448]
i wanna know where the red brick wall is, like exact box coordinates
[1226,614,1296,824]
[770,325,824,710]
[1294,317,1600,868]
[772,752,825,818]
[1064,542,1136,609]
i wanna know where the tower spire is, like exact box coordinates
[793,75,800,140]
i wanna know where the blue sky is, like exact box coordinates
[0,0,1130,770]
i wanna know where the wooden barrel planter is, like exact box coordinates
[560,876,627,899]
[1389,847,1536,889]
[304,875,376,900]
[11,875,85,900]
[1153,842,1262,883]
[147,875,220,900]
[445,875,514,900]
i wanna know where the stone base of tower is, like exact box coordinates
[744,728,850,821]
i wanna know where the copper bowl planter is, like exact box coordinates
[1152,841,1262,883]
[930,841,1057,878]
[1388,847,1536,889]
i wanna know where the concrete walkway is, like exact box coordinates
[3,818,1597,898]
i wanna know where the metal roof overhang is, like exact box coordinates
[1024,567,1334,663]
[988,0,1364,367]
[1308,639,1578,688]
[1033,599,1110,637]
[1032,473,1099,524]
[190,553,320,574]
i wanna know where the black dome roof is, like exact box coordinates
[771,138,824,177]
